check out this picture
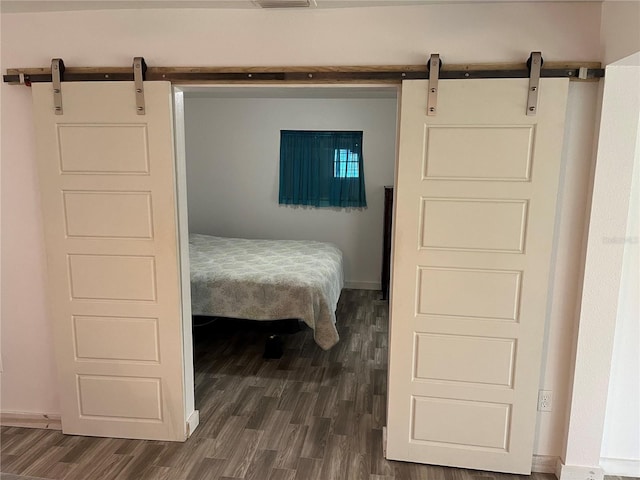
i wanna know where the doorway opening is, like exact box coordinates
[173,84,402,472]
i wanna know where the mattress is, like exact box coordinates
[189,233,344,350]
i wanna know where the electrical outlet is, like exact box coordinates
[538,390,553,411]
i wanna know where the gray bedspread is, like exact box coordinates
[189,234,344,350]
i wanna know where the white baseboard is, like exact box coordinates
[557,459,604,480]
[1,411,62,430]
[532,455,559,474]
[344,281,380,290]
[186,409,200,438]
[600,457,640,477]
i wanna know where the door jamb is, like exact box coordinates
[172,86,198,437]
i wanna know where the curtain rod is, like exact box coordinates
[3,62,604,85]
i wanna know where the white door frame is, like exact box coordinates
[173,88,199,437]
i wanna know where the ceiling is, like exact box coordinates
[1,0,602,14]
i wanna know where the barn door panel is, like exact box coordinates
[387,78,568,473]
[32,81,194,441]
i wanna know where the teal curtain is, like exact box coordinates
[279,130,367,208]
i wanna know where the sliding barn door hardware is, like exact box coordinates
[133,57,147,115]
[427,54,441,116]
[17,73,29,86]
[51,58,65,115]
[526,52,543,116]
[4,60,603,85]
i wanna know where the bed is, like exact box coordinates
[189,233,344,350]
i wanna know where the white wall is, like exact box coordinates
[535,82,599,458]
[561,53,640,479]
[0,81,60,415]
[184,93,397,288]
[600,113,640,474]
[601,1,640,64]
[598,3,640,474]
[0,2,602,459]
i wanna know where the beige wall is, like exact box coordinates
[601,1,640,64]
[0,2,602,457]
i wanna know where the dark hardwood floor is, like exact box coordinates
[2,289,560,480]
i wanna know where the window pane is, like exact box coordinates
[334,149,359,178]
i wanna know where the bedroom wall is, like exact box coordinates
[184,93,397,288]
[0,1,602,459]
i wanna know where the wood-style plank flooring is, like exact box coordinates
[2,290,561,480]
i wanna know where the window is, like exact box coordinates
[334,149,360,178]
[279,130,367,208]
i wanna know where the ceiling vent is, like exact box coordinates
[253,0,313,8]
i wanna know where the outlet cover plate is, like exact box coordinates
[538,390,553,411]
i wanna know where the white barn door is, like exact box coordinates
[387,79,568,473]
[32,81,195,441]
